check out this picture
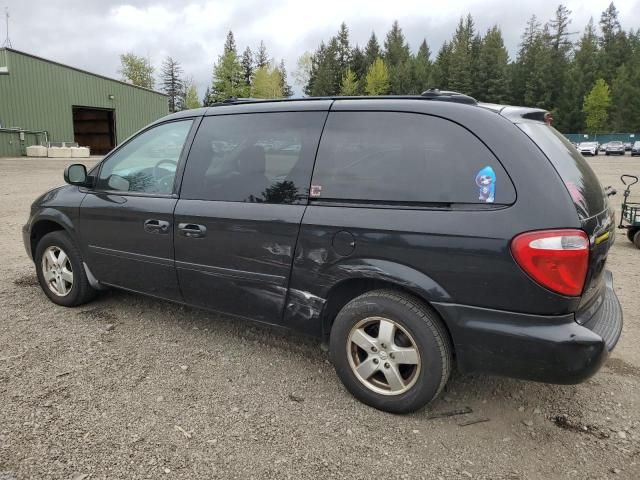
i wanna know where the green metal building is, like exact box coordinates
[0,48,168,157]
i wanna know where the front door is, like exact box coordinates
[174,111,327,323]
[79,119,195,300]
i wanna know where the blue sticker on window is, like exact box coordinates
[475,166,496,203]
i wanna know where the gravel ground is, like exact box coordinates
[1,156,639,480]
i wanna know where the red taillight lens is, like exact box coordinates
[511,229,589,296]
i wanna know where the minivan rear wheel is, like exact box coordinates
[329,290,452,413]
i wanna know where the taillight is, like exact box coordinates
[511,229,589,296]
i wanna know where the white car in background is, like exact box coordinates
[578,141,598,156]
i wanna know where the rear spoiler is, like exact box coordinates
[479,103,553,125]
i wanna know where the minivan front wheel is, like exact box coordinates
[330,290,452,413]
[35,231,97,307]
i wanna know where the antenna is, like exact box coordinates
[3,7,12,48]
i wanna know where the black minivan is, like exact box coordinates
[23,93,623,413]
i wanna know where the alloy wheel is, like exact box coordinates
[347,316,421,395]
[41,245,74,297]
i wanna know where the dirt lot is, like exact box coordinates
[1,156,639,480]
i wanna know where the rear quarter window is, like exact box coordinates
[311,111,515,205]
[517,123,606,219]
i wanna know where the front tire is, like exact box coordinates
[329,290,452,413]
[35,231,97,307]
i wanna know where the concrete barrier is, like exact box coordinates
[26,145,48,157]
[47,147,72,158]
[70,146,90,158]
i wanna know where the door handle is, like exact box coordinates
[144,219,170,234]
[178,223,207,238]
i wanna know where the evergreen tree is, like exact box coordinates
[511,15,554,108]
[448,15,476,94]
[546,5,574,109]
[610,62,640,131]
[557,19,599,131]
[119,53,154,89]
[350,46,367,93]
[411,39,432,93]
[202,86,212,106]
[210,31,247,102]
[255,41,269,69]
[383,21,412,94]
[160,56,184,112]
[432,41,453,89]
[476,27,509,103]
[598,2,630,84]
[241,46,254,88]
[336,22,352,73]
[583,78,611,132]
[469,33,483,98]
[364,32,381,67]
[307,40,340,96]
[340,67,358,96]
[365,57,390,95]
[279,59,293,97]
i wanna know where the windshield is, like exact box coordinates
[518,123,606,219]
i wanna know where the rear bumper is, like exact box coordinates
[433,274,622,384]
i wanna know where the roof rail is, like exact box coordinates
[420,89,477,105]
[220,97,266,104]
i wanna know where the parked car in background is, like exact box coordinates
[632,141,640,156]
[606,141,626,156]
[624,142,632,151]
[579,142,598,156]
[23,93,623,413]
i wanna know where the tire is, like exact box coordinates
[329,289,452,414]
[35,231,97,307]
[634,230,640,250]
[627,229,638,243]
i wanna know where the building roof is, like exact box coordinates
[0,48,167,96]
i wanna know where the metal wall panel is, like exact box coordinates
[0,48,168,156]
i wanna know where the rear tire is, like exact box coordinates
[35,231,97,307]
[634,230,640,250]
[627,229,638,243]
[329,289,452,414]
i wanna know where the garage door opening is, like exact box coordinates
[72,107,115,155]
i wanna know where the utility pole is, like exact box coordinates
[3,7,12,48]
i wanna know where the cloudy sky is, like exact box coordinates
[2,0,638,97]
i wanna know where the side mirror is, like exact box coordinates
[64,164,89,186]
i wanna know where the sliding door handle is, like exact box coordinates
[178,223,207,238]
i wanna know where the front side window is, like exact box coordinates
[311,112,515,205]
[180,112,326,203]
[96,120,193,194]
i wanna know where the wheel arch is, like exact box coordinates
[29,210,76,260]
[318,260,453,343]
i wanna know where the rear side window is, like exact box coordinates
[311,112,515,205]
[518,123,606,219]
[180,112,326,204]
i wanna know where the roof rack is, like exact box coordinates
[420,89,478,105]
[212,93,479,107]
[219,97,267,104]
